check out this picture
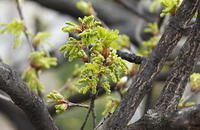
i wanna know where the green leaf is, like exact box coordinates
[33,32,52,46]
[29,51,57,70]
[190,73,200,91]
[55,104,68,113]
[0,19,25,48]
[160,0,181,17]
[22,68,44,92]
[76,0,93,15]
[47,90,65,103]
[144,23,159,34]
[102,97,120,115]
[110,35,130,50]
[60,16,128,94]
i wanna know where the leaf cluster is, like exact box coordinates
[22,51,57,93]
[102,97,120,115]
[76,0,93,15]
[60,16,128,94]
[190,73,200,92]
[32,32,52,47]
[160,0,181,17]
[47,91,67,113]
[30,51,57,70]
[22,68,44,92]
[0,19,25,48]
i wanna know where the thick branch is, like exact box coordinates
[0,62,58,130]
[154,8,200,113]
[100,0,200,129]
[0,98,34,130]
[126,104,200,130]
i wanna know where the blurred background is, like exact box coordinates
[0,0,200,130]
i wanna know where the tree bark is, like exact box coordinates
[100,0,200,129]
[0,62,58,130]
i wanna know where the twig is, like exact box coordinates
[80,94,95,130]
[15,0,34,52]
[68,102,89,109]
[117,50,144,64]
[94,113,112,130]
[91,94,97,129]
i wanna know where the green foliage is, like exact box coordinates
[138,35,160,56]
[78,51,127,94]
[144,23,159,34]
[30,51,57,70]
[94,26,119,48]
[47,90,65,103]
[60,16,128,94]
[55,104,68,113]
[60,37,87,62]
[78,16,101,30]
[160,0,181,17]
[22,52,57,93]
[47,91,67,113]
[22,68,44,92]
[62,22,80,33]
[110,35,131,50]
[32,32,52,46]
[190,73,200,91]
[0,19,25,48]
[178,98,195,107]
[102,97,120,115]
[76,0,93,15]
[142,35,161,49]
[137,22,161,56]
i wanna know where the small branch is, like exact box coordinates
[91,94,97,129]
[94,113,112,130]
[80,94,96,130]
[68,103,89,109]
[15,0,34,52]
[117,50,143,64]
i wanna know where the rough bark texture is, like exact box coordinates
[1,1,200,130]
[126,104,200,130]
[154,9,200,114]
[0,62,58,130]
[99,0,200,129]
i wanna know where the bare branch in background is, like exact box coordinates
[15,0,35,51]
